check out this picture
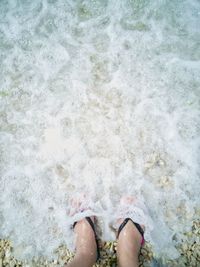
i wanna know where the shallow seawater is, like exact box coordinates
[0,0,200,261]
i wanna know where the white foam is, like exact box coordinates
[0,0,200,261]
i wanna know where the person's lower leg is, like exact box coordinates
[65,219,97,267]
[117,221,142,267]
[66,251,95,267]
[117,239,140,267]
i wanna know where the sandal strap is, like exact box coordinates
[85,217,100,261]
[117,218,144,241]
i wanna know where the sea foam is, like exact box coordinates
[0,0,200,261]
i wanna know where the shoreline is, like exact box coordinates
[0,220,199,267]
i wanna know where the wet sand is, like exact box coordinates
[0,220,199,267]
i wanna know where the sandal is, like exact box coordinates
[117,218,145,246]
[73,216,100,261]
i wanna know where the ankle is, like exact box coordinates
[117,249,139,267]
[118,259,139,267]
[68,253,95,267]
[76,251,96,266]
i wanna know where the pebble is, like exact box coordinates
[0,220,199,266]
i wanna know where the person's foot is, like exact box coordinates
[68,193,90,216]
[116,196,145,267]
[65,194,98,267]
[115,196,145,236]
[73,216,98,260]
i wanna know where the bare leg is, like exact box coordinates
[65,217,97,267]
[116,196,145,267]
[117,219,143,267]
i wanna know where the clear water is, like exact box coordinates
[0,0,200,261]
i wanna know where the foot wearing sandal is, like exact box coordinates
[65,195,100,267]
[116,196,145,267]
